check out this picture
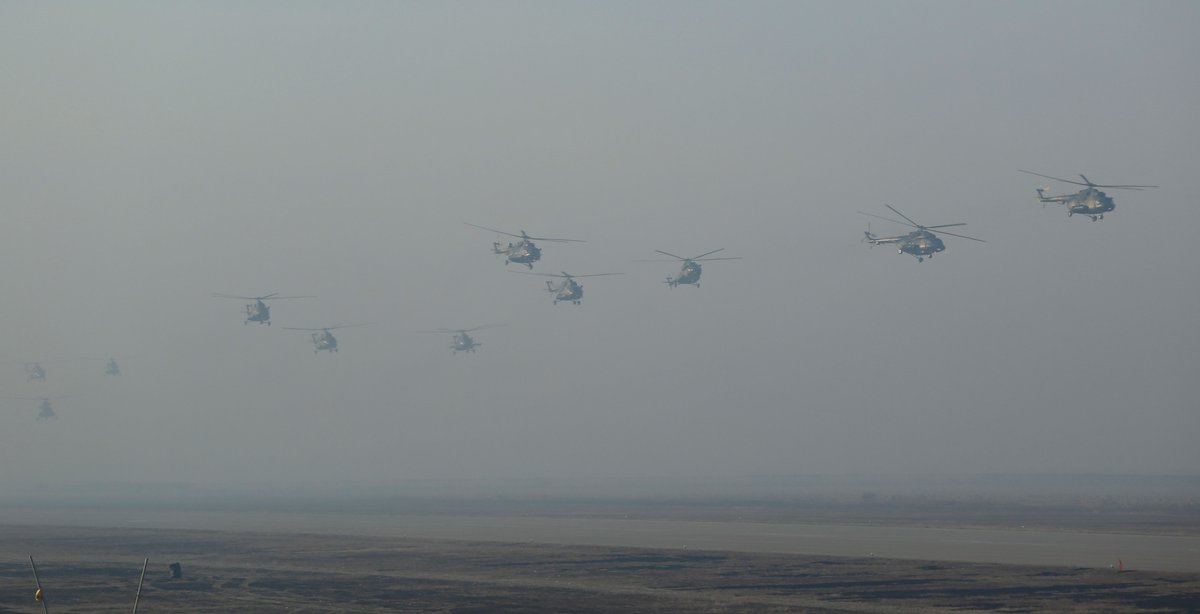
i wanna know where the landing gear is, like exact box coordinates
[573,301,581,305]
[526,263,533,270]
[917,257,924,263]
[1091,215,1098,222]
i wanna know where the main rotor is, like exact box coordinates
[464,223,585,243]
[212,292,315,302]
[635,248,742,263]
[858,205,985,242]
[422,323,506,334]
[281,323,371,332]
[513,271,623,280]
[1018,169,1158,191]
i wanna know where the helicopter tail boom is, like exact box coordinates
[1035,188,1069,203]
[863,229,901,245]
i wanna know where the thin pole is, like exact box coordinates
[131,557,149,613]
[29,555,50,614]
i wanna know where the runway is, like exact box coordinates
[5,507,1197,573]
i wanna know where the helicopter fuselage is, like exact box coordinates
[105,359,120,376]
[27,364,46,382]
[495,240,541,268]
[668,261,703,287]
[1038,187,1115,221]
[311,331,338,353]
[899,230,946,258]
[245,300,271,324]
[451,333,479,353]
[548,279,584,305]
[37,399,55,420]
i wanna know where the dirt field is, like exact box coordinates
[3,525,1198,613]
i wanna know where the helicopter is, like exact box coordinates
[104,357,122,376]
[423,324,505,354]
[1019,170,1157,221]
[7,396,66,420]
[514,271,622,305]
[24,362,47,382]
[465,223,584,269]
[282,324,370,353]
[860,205,985,262]
[212,292,314,325]
[634,248,741,288]
[35,398,56,420]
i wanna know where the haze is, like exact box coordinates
[2,2,1197,490]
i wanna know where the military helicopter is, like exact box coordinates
[1019,170,1157,221]
[860,205,985,262]
[104,357,123,376]
[8,396,67,420]
[465,223,584,269]
[282,324,370,353]
[514,271,622,305]
[212,292,314,325]
[634,248,741,288]
[26,363,47,382]
[422,324,505,354]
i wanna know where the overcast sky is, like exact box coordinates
[2,2,1197,486]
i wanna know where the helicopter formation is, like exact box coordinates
[8,169,1156,420]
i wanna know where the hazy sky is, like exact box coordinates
[2,2,1197,486]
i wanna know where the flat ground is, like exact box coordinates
[2,525,1198,613]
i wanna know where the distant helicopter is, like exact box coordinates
[1019,170,1157,221]
[212,292,314,325]
[514,271,622,305]
[105,357,122,376]
[860,205,984,262]
[634,248,741,288]
[282,324,370,353]
[465,223,584,269]
[35,398,56,420]
[423,324,505,354]
[25,362,47,382]
[7,396,66,420]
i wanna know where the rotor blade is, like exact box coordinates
[691,248,726,260]
[466,223,584,242]
[281,327,322,331]
[511,271,567,278]
[260,295,315,300]
[465,222,525,239]
[924,223,968,229]
[325,323,372,330]
[1018,169,1090,187]
[858,211,917,229]
[527,236,586,243]
[463,323,506,332]
[1089,183,1158,190]
[570,273,624,278]
[212,293,256,300]
[884,205,922,228]
[932,228,986,242]
[693,257,742,261]
[653,250,687,260]
[632,259,680,262]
